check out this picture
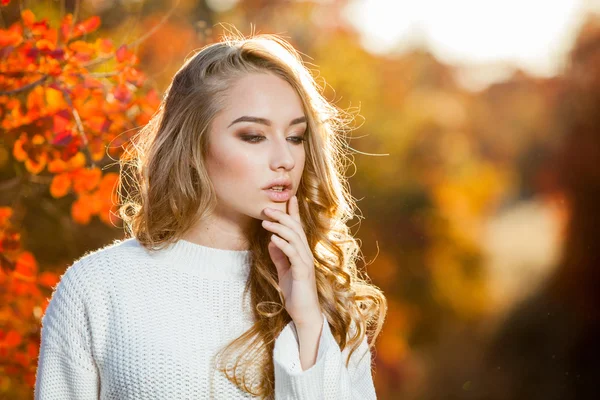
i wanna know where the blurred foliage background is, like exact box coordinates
[1,0,599,398]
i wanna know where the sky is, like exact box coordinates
[343,0,600,90]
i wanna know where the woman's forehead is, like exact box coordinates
[219,73,306,125]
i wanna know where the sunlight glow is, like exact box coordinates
[344,0,589,88]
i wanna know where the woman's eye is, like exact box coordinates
[288,136,306,144]
[241,135,265,143]
[240,134,306,144]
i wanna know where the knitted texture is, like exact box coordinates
[34,238,377,399]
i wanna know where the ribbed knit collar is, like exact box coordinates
[147,239,252,280]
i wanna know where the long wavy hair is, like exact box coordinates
[118,29,387,399]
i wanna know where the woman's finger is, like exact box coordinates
[269,234,313,281]
[288,195,301,224]
[262,220,312,266]
[263,206,309,250]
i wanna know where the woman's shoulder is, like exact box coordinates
[62,237,148,282]
[76,236,145,264]
[43,238,150,329]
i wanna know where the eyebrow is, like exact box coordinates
[227,116,307,128]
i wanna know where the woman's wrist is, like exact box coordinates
[295,315,325,371]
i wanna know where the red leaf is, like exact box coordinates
[116,45,128,62]
[52,110,70,131]
[51,130,73,146]
[87,115,111,133]
[31,20,50,35]
[25,47,39,61]
[48,48,65,60]
[113,83,132,103]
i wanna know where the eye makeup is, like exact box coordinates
[239,134,306,144]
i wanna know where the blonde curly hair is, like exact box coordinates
[118,29,387,399]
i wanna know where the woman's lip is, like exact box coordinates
[263,188,292,202]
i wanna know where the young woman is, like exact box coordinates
[35,31,387,399]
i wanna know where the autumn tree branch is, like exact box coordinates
[59,87,96,168]
[0,75,48,96]
[84,1,179,69]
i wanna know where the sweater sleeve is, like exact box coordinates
[273,313,377,399]
[34,261,100,400]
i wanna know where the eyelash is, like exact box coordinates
[240,135,306,144]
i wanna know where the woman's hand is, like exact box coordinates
[262,195,322,328]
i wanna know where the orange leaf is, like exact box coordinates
[99,205,120,226]
[49,173,71,198]
[95,38,113,54]
[0,207,13,226]
[146,88,160,106]
[89,139,105,162]
[15,252,37,277]
[24,157,47,175]
[36,38,55,51]
[98,172,119,194]
[46,87,67,113]
[72,167,101,193]
[59,14,73,42]
[48,152,85,173]
[12,134,28,162]
[32,134,44,145]
[27,342,38,360]
[0,26,23,47]
[86,115,111,133]
[42,25,58,46]
[26,86,45,112]
[75,16,101,36]
[14,133,48,175]
[123,65,144,86]
[71,196,92,224]
[82,76,103,89]
[69,40,95,54]
[87,192,102,214]
[3,330,22,348]
[38,271,59,288]
[21,10,35,28]
[47,157,67,173]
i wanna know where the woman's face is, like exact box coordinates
[206,72,307,224]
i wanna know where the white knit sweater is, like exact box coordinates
[34,238,377,399]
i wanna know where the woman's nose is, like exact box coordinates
[269,139,295,171]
